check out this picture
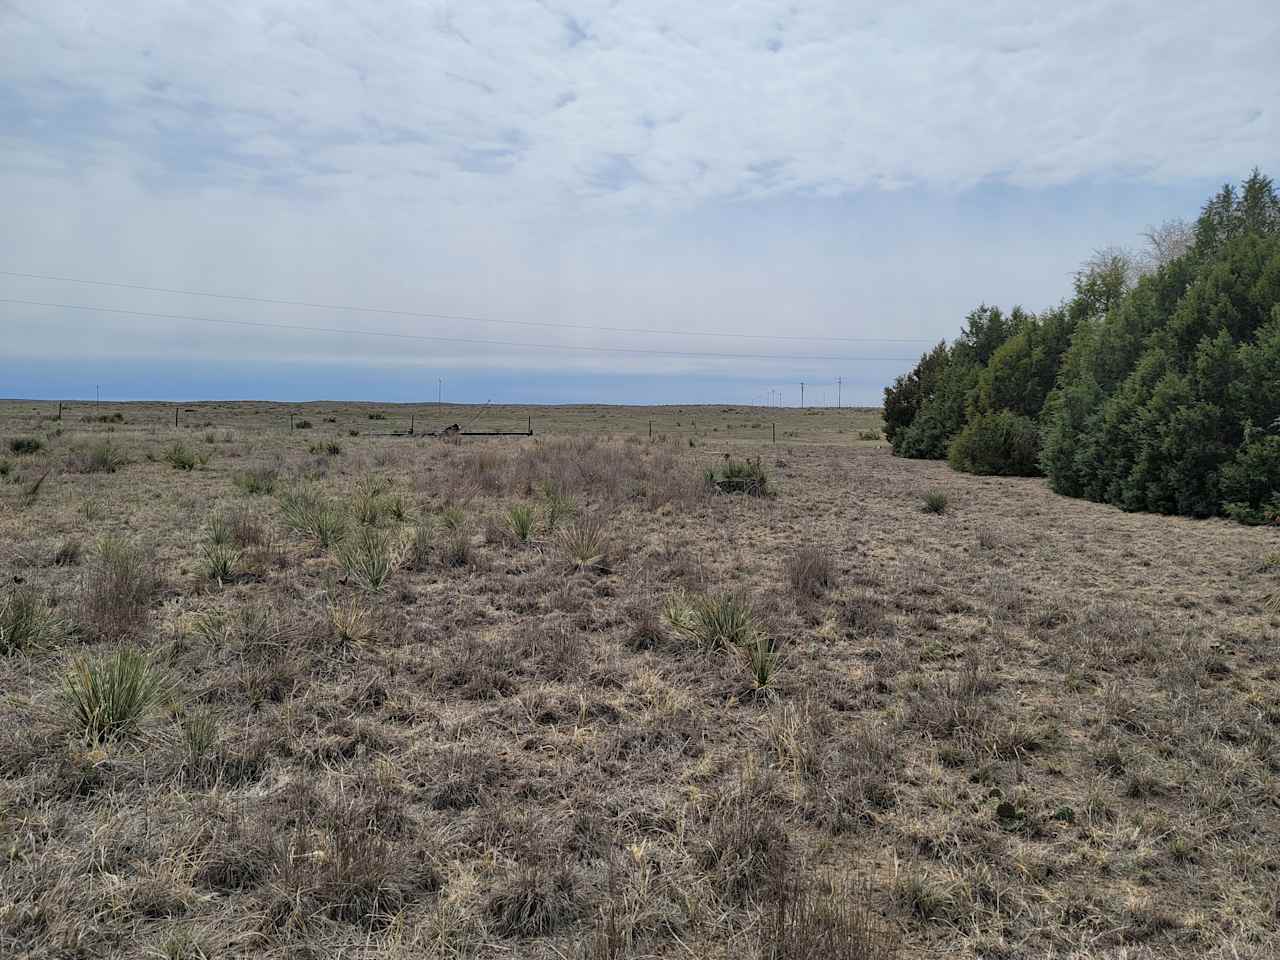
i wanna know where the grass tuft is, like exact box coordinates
[1,587,73,654]
[338,527,396,591]
[78,536,160,640]
[506,503,536,543]
[556,515,610,572]
[68,440,125,474]
[922,490,949,514]
[9,436,43,455]
[785,546,835,598]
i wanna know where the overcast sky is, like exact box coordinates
[2,2,1277,405]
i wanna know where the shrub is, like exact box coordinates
[68,440,125,474]
[440,505,467,531]
[556,516,610,572]
[0,459,11,478]
[9,436,43,455]
[506,503,536,543]
[440,528,472,568]
[61,648,170,742]
[338,527,396,591]
[922,490,949,514]
[542,491,577,532]
[78,537,160,640]
[309,441,342,456]
[708,458,769,496]
[234,466,278,495]
[294,419,313,430]
[1,588,73,654]
[785,547,835,598]
[947,410,1041,476]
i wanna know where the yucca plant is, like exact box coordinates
[69,440,125,474]
[200,542,241,584]
[542,491,577,532]
[405,522,434,571]
[506,503,536,543]
[61,648,170,742]
[181,709,219,761]
[556,516,609,572]
[234,466,278,495]
[338,526,395,591]
[667,591,760,651]
[744,635,781,695]
[922,490,949,514]
[440,528,472,568]
[163,442,199,471]
[280,488,347,547]
[329,596,374,644]
[439,505,467,531]
[1,587,73,654]
[206,511,234,546]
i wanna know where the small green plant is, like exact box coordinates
[61,648,170,742]
[922,490,949,514]
[556,516,610,572]
[338,526,396,590]
[181,709,219,762]
[163,442,200,470]
[367,411,387,420]
[353,480,391,526]
[200,542,241,583]
[506,503,536,543]
[234,466,278,495]
[0,459,11,479]
[385,494,410,522]
[440,527,472,568]
[79,497,105,520]
[309,441,342,456]
[1,587,73,654]
[9,436,43,455]
[294,419,313,430]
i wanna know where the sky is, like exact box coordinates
[2,2,1277,406]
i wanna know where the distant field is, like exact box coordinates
[0,399,886,447]
[1,400,1277,959]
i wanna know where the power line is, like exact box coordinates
[0,269,933,345]
[0,298,921,365]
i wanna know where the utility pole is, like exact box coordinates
[437,378,443,405]
[837,377,842,409]
[800,382,805,408]
[96,385,99,409]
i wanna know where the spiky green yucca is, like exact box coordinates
[163,442,199,470]
[506,503,536,543]
[556,516,609,572]
[542,492,577,532]
[665,591,760,651]
[61,648,169,742]
[280,488,347,547]
[234,466,278,495]
[922,490,949,514]
[200,542,241,583]
[745,635,780,691]
[339,526,395,590]
[1,588,72,653]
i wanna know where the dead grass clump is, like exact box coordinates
[785,546,836,598]
[698,763,788,904]
[485,859,582,937]
[759,871,898,960]
[842,590,890,637]
[68,439,126,474]
[234,465,278,494]
[77,536,160,640]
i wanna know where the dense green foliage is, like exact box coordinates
[885,170,1280,522]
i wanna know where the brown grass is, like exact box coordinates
[0,399,1276,959]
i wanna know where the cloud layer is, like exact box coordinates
[1,2,1276,401]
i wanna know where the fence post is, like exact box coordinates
[174,405,179,428]
[289,413,294,432]
[528,416,532,436]
[410,414,415,436]
[649,420,652,439]
[773,423,776,444]
[57,401,62,420]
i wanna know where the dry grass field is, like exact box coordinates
[1,400,1278,959]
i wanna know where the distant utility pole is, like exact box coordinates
[96,385,99,409]
[800,382,805,408]
[437,378,443,405]
[837,376,842,408]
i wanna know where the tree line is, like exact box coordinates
[884,170,1280,524]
